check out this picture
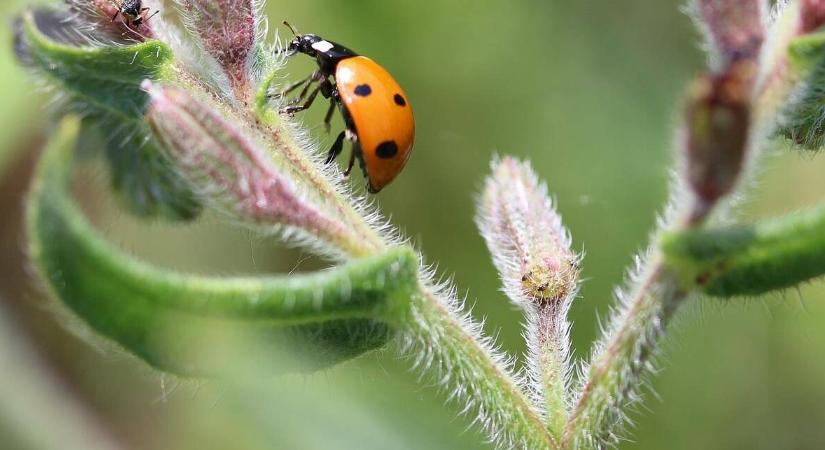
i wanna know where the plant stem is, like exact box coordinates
[531,303,570,440]
[561,201,699,448]
[561,258,686,448]
[664,201,825,296]
[403,286,558,449]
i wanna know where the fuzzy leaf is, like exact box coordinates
[91,118,204,221]
[662,204,825,296]
[17,10,172,120]
[27,118,419,376]
[17,9,203,221]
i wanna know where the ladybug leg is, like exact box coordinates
[275,75,311,99]
[280,85,320,114]
[343,142,358,177]
[321,80,339,133]
[323,100,336,133]
[296,79,315,102]
[325,130,346,164]
[292,71,325,103]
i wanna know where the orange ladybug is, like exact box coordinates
[280,22,415,193]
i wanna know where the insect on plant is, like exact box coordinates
[18,0,825,448]
[110,0,157,28]
[279,22,415,193]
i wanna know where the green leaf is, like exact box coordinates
[92,118,204,221]
[17,9,202,221]
[661,205,825,296]
[18,10,173,120]
[27,117,419,376]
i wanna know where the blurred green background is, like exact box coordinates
[3,0,825,449]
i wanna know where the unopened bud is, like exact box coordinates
[179,0,256,99]
[476,156,579,430]
[143,81,363,257]
[801,0,825,34]
[696,0,766,66]
[477,157,578,306]
[685,60,753,217]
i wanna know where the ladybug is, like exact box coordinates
[279,22,415,193]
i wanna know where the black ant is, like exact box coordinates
[110,0,158,28]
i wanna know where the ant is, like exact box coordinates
[110,0,158,28]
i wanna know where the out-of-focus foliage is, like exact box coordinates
[3,0,825,449]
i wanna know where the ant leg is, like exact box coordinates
[144,10,159,23]
[323,99,336,133]
[325,131,346,164]
[280,86,321,114]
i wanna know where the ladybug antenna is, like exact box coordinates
[283,21,300,37]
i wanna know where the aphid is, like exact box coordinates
[279,22,415,193]
[110,0,157,28]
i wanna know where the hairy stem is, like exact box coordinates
[664,202,825,296]
[531,302,570,440]
[403,286,557,449]
[562,259,687,448]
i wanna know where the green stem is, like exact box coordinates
[562,260,686,448]
[663,203,825,296]
[404,288,557,449]
[532,306,570,441]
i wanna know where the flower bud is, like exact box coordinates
[801,0,825,34]
[144,81,367,257]
[476,156,578,431]
[684,60,753,217]
[179,0,257,99]
[696,0,766,67]
[477,157,578,306]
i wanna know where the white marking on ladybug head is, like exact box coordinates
[311,40,335,53]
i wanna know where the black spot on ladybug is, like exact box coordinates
[354,84,372,96]
[375,141,398,159]
[394,93,407,106]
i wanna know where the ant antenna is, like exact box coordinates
[283,21,300,36]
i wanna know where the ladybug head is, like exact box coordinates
[286,34,324,57]
[282,21,323,57]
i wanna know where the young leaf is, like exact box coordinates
[16,10,173,120]
[16,8,202,221]
[27,117,419,376]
